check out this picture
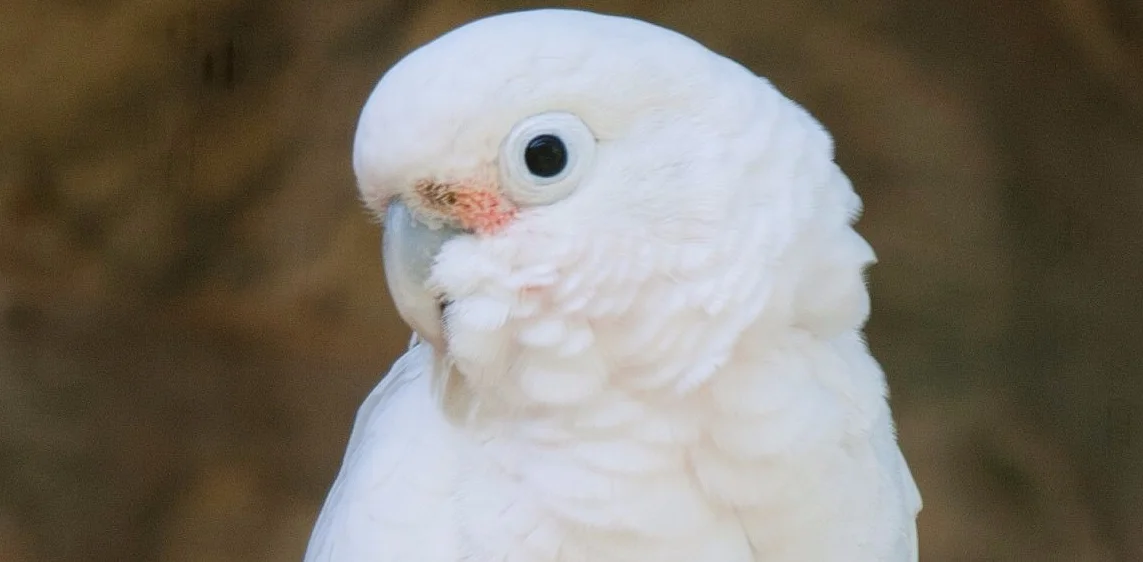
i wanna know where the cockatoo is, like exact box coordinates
[306,8,921,562]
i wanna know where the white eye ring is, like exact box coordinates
[499,111,596,206]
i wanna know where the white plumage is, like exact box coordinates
[307,9,921,561]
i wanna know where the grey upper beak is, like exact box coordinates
[382,200,462,350]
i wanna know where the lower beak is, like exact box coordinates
[382,200,461,350]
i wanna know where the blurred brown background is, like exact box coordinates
[1,0,1141,560]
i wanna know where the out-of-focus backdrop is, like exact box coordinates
[1,0,1140,560]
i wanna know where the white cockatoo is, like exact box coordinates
[306,8,921,562]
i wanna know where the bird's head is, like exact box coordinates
[355,9,875,405]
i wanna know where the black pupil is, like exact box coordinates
[524,134,568,178]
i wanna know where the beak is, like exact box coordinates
[382,200,462,350]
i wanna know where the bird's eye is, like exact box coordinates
[524,134,568,178]
[499,112,596,206]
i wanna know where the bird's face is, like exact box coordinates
[355,10,873,399]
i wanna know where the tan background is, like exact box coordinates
[2,0,1141,560]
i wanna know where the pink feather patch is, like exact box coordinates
[452,189,517,234]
